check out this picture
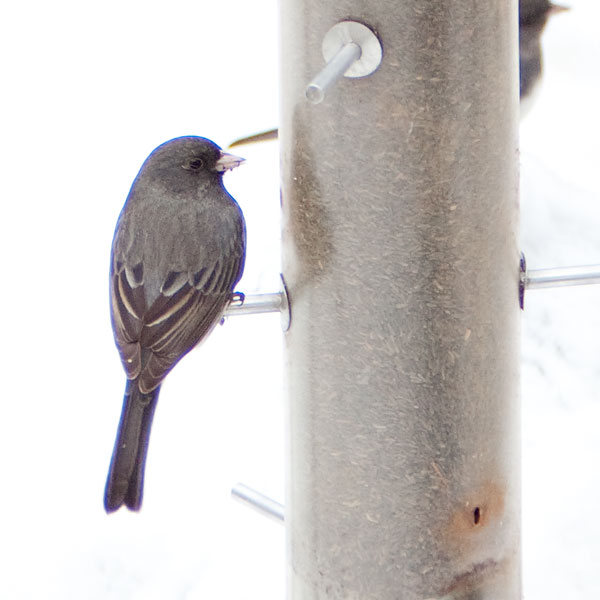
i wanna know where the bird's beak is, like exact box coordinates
[214,151,245,173]
[550,3,570,14]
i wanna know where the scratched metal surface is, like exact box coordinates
[280,1,521,598]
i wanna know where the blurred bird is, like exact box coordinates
[229,1,567,149]
[105,136,246,512]
[520,0,568,102]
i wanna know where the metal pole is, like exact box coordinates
[280,1,520,599]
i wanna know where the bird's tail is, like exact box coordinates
[104,380,160,512]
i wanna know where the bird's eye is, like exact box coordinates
[183,158,204,170]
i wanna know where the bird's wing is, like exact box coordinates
[139,269,229,392]
[111,244,244,394]
[110,261,146,380]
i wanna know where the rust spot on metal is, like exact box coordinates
[436,480,511,596]
[442,480,505,546]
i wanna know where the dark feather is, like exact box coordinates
[105,381,159,512]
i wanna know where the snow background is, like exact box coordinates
[520,1,600,596]
[1,1,598,597]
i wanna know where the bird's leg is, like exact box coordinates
[230,291,245,306]
[220,292,245,325]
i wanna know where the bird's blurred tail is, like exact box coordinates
[104,381,160,512]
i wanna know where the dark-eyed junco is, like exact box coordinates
[105,136,246,512]
[229,2,566,148]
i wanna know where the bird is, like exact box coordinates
[229,1,567,149]
[105,136,246,513]
[519,0,568,103]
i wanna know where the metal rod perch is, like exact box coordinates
[231,483,284,523]
[525,264,600,290]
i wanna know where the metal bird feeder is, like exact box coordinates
[279,1,521,598]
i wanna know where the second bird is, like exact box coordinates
[105,136,246,513]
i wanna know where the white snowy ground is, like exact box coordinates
[0,1,598,598]
[520,1,600,596]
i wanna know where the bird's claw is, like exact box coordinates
[230,292,245,306]
[220,292,245,325]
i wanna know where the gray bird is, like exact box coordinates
[105,136,246,513]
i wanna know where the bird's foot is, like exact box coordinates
[230,292,245,306]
